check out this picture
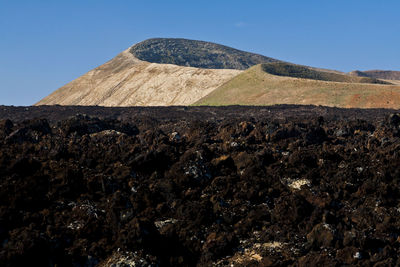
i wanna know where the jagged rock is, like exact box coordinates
[1,106,400,266]
[306,223,335,248]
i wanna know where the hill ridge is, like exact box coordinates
[195,64,400,108]
[350,70,400,81]
[261,63,390,84]
[129,38,279,70]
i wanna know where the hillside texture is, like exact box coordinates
[2,106,400,266]
[350,70,400,81]
[36,49,241,106]
[195,64,400,108]
[263,63,389,84]
[129,38,279,70]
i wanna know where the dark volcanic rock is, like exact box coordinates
[130,38,279,70]
[1,106,400,266]
[0,119,13,136]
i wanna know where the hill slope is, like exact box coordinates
[36,38,399,108]
[195,64,400,108]
[36,49,241,106]
[262,63,389,84]
[129,38,279,70]
[350,70,400,81]
[37,38,281,106]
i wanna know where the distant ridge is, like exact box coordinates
[129,38,279,70]
[195,64,400,108]
[262,63,389,84]
[349,70,400,81]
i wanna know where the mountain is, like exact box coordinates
[36,49,241,106]
[195,63,400,108]
[37,38,399,108]
[129,38,279,70]
[349,70,400,81]
[37,38,278,106]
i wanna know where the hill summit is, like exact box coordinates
[129,38,279,70]
[36,39,244,106]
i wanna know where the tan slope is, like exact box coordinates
[36,49,242,106]
[195,64,400,108]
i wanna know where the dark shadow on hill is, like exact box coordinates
[130,38,280,70]
[262,63,391,84]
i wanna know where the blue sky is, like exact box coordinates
[1,0,399,105]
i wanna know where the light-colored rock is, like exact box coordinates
[217,241,285,265]
[281,177,311,190]
[36,49,242,106]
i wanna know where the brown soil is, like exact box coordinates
[1,105,400,266]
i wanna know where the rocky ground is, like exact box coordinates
[1,105,400,266]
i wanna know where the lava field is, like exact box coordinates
[1,105,400,266]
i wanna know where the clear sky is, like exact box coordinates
[1,0,399,106]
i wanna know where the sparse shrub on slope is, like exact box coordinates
[262,63,390,84]
[350,70,400,81]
